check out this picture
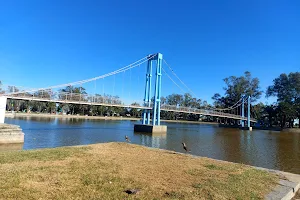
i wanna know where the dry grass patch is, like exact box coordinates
[0,142,278,199]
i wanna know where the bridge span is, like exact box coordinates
[4,94,256,122]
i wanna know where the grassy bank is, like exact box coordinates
[0,143,277,199]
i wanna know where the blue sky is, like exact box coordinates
[0,0,299,104]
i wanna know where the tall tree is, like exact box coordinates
[129,102,142,118]
[266,72,300,128]
[263,105,278,127]
[212,71,262,108]
[59,86,87,115]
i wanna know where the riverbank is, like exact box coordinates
[283,128,300,133]
[5,112,218,125]
[219,124,300,132]
[0,142,282,199]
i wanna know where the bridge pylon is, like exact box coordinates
[0,96,7,124]
[240,95,252,131]
[134,53,167,133]
[247,96,252,131]
[240,97,245,127]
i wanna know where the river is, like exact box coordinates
[2,116,300,174]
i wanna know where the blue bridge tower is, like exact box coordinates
[134,53,167,133]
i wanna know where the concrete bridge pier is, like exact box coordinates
[0,96,25,144]
[0,96,7,124]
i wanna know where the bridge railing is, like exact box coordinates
[160,104,256,121]
[4,91,256,121]
[5,91,147,108]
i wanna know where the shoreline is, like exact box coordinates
[5,112,218,125]
[283,128,300,133]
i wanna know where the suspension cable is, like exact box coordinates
[122,71,124,101]
[113,74,115,97]
[3,54,156,96]
[162,67,186,93]
[137,64,140,100]
[163,59,197,97]
[129,68,131,101]
[163,59,245,112]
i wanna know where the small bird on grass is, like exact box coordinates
[124,189,140,195]
[182,142,191,153]
[125,135,130,142]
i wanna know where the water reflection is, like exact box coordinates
[134,132,167,148]
[4,117,300,174]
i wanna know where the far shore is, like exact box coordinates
[282,128,300,133]
[5,112,218,125]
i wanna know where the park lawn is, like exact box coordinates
[0,142,278,200]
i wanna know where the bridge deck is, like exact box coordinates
[4,95,256,122]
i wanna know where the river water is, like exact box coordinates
[3,116,300,174]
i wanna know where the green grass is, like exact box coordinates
[204,164,224,170]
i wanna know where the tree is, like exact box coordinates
[212,71,262,108]
[266,72,300,128]
[160,97,167,105]
[59,86,87,115]
[46,102,56,114]
[129,102,142,118]
[183,93,193,107]
[262,105,278,127]
[166,94,183,106]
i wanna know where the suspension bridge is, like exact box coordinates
[0,53,256,132]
